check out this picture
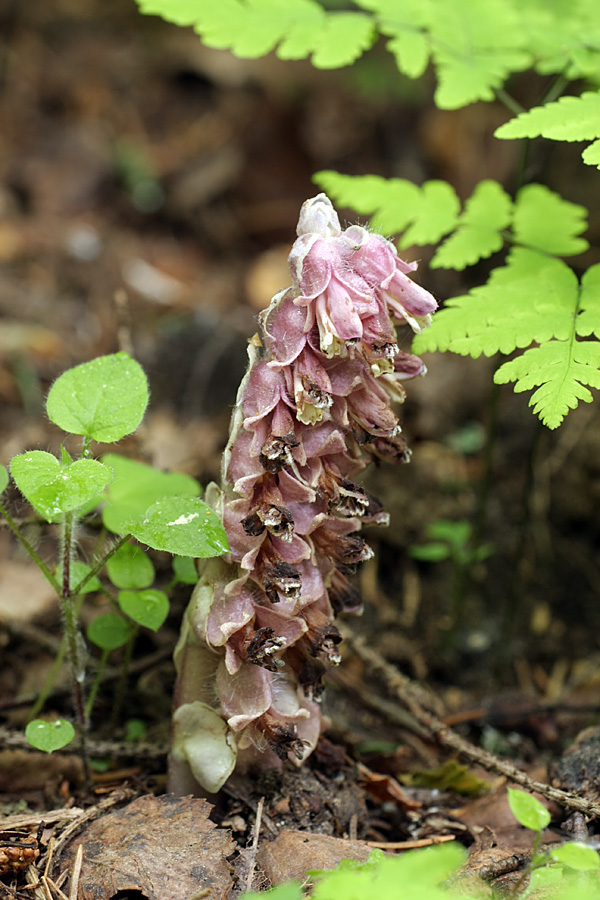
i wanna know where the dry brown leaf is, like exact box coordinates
[257,830,374,885]
[60,794,234,900]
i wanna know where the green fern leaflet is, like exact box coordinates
[495,91,600,170]
[134,0,375,68]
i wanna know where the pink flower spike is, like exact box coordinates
[169,191,439,794]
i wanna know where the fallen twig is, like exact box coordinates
[366,835,456,850]
[245,796,265,893]
[340,625,600,820]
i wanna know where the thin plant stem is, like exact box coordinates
[0,498,60,594]
[495,87,526,116]
[85,648,110,721]
[29,637,67,720]
[110,628,137,733]
[60,510,91,785]
[72,534,130,595]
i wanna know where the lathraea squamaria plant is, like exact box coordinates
[169,193,437,794]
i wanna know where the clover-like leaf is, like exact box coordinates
[106,542,155,589]
[119,589,169,631]
[507,787,551,831]
[46,353,149,442]
[87,613,133,651]
[0,465,8,494]
[25,719,75,753]
[11,451,112,522]
[127,497,229,557]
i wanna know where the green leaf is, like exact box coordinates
[125,718,148,742]
[495,91,600,169]
[427,519,471,547]
[309,13,375,69]
[312,171,391,215]
[101,454,201,535]
[87,613,133,651]
[56,560,102,595]
[362,179,424,234]
[432,180,512,270]
[512,185,588,256]
[139,0,376,69]
[244,884,303,900]
[527,866,564,891]
[46,353,149,442]
[119,589,169,631]
[312,172,458,246]
[173,555,199,584]
[0,465,8,494]
[399,180,460,247]
[127,496,229,557]
[582,138,600,169]
[414,250,579,358]
[495,91,600,142]
[494,339,600,429]
[575,264,600,339]
[552,842,600,870]
[134,0,202,26]
[429,0,531,109]
[507,787,551,831]
[409,542,451,562]
[25,719,75,753]
[386,28,430,80]
[11,452,112,522]
[106,542,155,589]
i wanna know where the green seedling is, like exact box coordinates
[0,352,229,767]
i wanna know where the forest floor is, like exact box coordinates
[1,2,600,898]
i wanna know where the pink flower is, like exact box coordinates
[169,193,437,794]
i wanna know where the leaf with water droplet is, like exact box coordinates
[11,451,112,522]
[128,496,229,557]
[25,719,75,753]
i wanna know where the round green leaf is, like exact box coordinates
[552,842,600,870]
[172,555,199,584]
[87,613,133,650]
[11,451,112,522]
[125,718,147,742]
[100,454,200,535]
[46,353,149,442]
[106,542,155,589]
[127,496,229,557]
[56,560,102,595]
[507,787,551,831]
[25,719,75,753]
[0,465,8,494]
[119,589,169,631]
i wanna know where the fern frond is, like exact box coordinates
[574,264,600,339]
[359,0,532,108]
[495,91,600,169]
[494,340,600,429]
[135,0,375,68]
[413,250,579,357]
[519,0,600,79]
[512,185,589,256]
[313,172,459,244]
[396,181,460,247]
[431,181,512,270]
